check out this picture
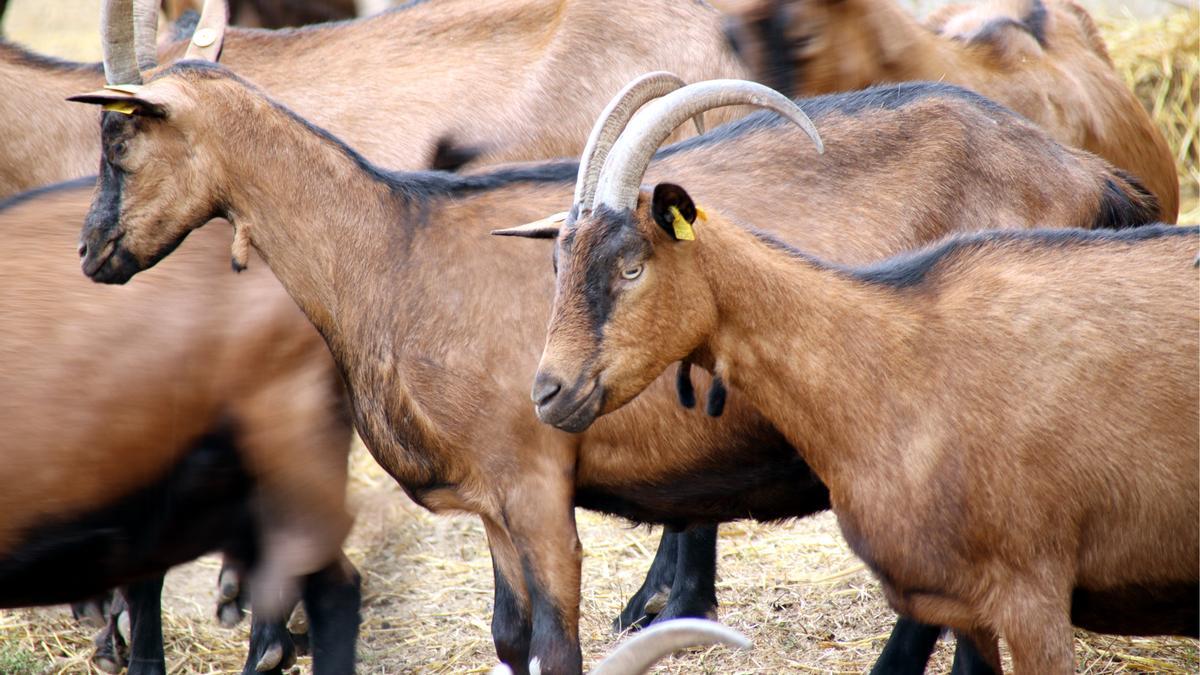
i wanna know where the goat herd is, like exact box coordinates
[0,0,1196,672]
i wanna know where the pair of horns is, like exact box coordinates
[489,619,750,675]
[570,73,824,220]
[101,0,227,85]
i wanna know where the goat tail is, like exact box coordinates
[1093,168,1162,230]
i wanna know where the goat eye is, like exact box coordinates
[111,142,127,159]
[621,264,644,281]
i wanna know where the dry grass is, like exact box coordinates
[1,2,1197,673]
[1099,9,1200,222]
[2,444,1196,674]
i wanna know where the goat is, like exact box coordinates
[166,0,358,28]
[0,175,359,674]
[0,0,750,642]
[526,79,1199,674]
[0,0,747,199]
[715,0,1180,221]
[70,60,1160,673]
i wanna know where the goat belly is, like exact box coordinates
[0,427,255,607]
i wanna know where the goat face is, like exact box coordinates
[531,185,715,433]
[73,76,223,284]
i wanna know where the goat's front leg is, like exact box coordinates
[124,574,167,675]
[500,475,583,675]
[485,517,533,670]
[300,553,361,675]
[613,527,679,632]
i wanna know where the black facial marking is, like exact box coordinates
[574,206,647,338]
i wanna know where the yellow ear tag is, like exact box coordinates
[669,205,695,241]
[102,101,138,116]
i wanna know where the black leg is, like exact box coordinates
[523,561,583,675]
[868,616,943,675]
[614,527,679,632]
[492,558,532,671]
[949,630,1001,675]
[302,556,361,675]
[241,616,297,675]
[125,574,167,675]
[651,524,719,624]
[90,594,127,675]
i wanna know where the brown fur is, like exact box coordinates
[0,182,352,617]
[73,64,1168,671]
[540,194,1198,673]
[0,0,744,198]
[166,0,357,28]
[715,0,1180,221]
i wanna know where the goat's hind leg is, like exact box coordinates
[651,524,718,625]
[613,527,680,632]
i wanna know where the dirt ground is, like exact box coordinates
[0,1,1197,673]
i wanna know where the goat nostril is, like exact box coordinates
[532,374,563,407]
[78,242,87,258]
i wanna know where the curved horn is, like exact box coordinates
[101,0,142,84]
[590,619,750,675]
[592,80,823,213]
[573,72,703,218]
[184,0,229,61]
[132,0,159,70]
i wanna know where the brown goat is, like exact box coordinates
[528,91,1197,671]
[0,0,746,199]
[0,178,359,673]
[716,0,1179,221]
[70,62,1161,672]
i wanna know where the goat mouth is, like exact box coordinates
[539,380,605,433]
[81,230,124,279]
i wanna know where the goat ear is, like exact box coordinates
[491,212,567,239]
[651,183,698,241]
[67,88,168,118]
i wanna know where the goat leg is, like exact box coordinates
[867,617,943,675]
[613,527,680,633]
[949,627,1001,675]
[242,617,297,675]
[649,524,719,625]
[299,553,361,675]
[124,574,167,675]
[90,595,128,675]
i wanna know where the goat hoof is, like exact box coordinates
[648,599,718,627]
[73,598,109,628]
[219,567,242,602]
[116,610,131,644]
[93,653,124,674]
[91,630,126,674]
[289,629,310,657]
[256,643,283,672]
[218,599,245,628]
[286,604,308,634]
[642,589,670,615]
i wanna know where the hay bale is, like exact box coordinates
[1099,9,1200,222]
